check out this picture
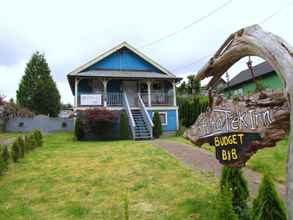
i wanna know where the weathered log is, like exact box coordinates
[189,24,293,217]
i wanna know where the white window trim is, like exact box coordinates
[152,111,168,126]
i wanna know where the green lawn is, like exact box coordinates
[0,132,218,220]
[0,132,21,143]
[163,135,288,183]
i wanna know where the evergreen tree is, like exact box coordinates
[2,145,9,167]
[220,167,250,219]
[119,112,129,139]
[16,52,61,117]
[215,187,239,220]
[11,141,20,162]
[18,136,25,158]
[75,118,84,140]
[152,112,162,138]
[252,175,287,220]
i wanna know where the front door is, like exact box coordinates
[123,81,137,107]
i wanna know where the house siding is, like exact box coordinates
[225,71,283,96]
[147,109,177,132]
[84,48,163,73]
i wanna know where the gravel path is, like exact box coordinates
[150,139,286,199]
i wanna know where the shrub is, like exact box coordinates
[11,140,20,162]
[75,118,84,140]
[178,96,208,127]
[2,145,9,166]
[252,175,287,220]
[153,112,162,138]
[26,134,37,150]
[119,112,129,139]
[18,136,25,158]
[215,187,238,220]
[34,129,43,146]
[85,109,116,135]
[220,167,250,220]
[0,146,6,176]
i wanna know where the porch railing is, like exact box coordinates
[107,92,123,106]
[138,95,153,139]
[140,92,173,106]
[151,92,173,105]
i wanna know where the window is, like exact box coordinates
[152,112,167,126]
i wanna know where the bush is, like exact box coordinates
[75,118,84,140]
[18,136,25,158]
[11,140,20,162]
[33,129,43,146]
[2,145,9,166]
[178,96,208,127]
[119,112,129,139]
[26,134,37,151]
[252,175,287,220]
[220,167,250,220]
[152,112,162,138]
[0,146,6,176]
[86,109,116,135]
[215,187,238,220]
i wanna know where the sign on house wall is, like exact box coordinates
[185,92,289,167]
[80,94,102,106]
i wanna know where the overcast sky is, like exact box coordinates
[0,0,292,104]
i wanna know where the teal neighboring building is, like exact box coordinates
[224,61,283,96]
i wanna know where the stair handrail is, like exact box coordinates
[138,95,154,139]
[122,92,136,138]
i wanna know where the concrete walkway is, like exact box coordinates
[150,139,286,199]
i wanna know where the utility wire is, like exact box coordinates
[259,0,293,24]
[173,0,293,74]
[139,0,233,49]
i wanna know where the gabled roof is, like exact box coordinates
[68,41,176,77]
[228,61,274,87]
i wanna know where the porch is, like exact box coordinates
[74,78,177,108]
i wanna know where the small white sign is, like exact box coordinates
[80,94,102,106]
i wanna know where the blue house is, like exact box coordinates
[67,42,181,140]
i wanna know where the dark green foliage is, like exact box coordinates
[11,140,20,162]
[152,112,162,138]
[2,145,9,165]
[178,96,208,127]
[33,129,43,146]
[0,146,6,176]
[119,112,129,139]
[220,167,250,220]
[215,187,238,220]
[16,52,61,117]
[75,118,85,141]
[18,136,25,158]
[26,134,37,151]
[252,175,287,220]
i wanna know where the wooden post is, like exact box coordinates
[74,77,79,109]
[172,80,177,106]
[147,80,151,107]
[103,79,108,107]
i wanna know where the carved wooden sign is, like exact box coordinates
[185,92,289,167]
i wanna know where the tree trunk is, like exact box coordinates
[195,24,293,219]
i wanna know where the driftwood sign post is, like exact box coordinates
[185,92,289,167]
[185,25,293,218]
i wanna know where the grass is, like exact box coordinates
[162,135,288,183]
[247,137,288,183]
[0,132,21,143]
[0,132,218,220]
